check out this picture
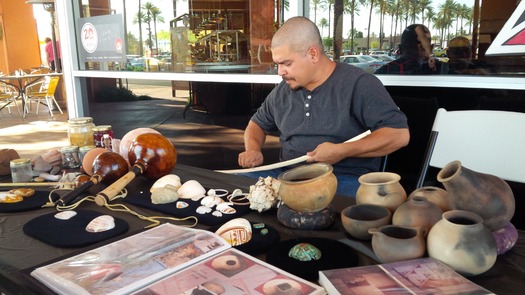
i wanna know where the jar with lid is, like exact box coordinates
[79,145,95,163]
[60,146,81,168]
[68,117,95,147]
[10,158,33,182]
[93,125,114,148]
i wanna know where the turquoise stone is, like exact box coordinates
[288,243,322,261]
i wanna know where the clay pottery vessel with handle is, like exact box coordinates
[408,186,450,212]
[369,225,426,263]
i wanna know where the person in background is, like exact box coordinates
[447,36,490,75]
[236,16,409,197]
[375,24,447,75]
[45,37,61,71]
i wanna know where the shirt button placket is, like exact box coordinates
[305,94,311,117]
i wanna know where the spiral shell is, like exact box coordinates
[151,187,179,204]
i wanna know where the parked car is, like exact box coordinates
[370,54,395,62]
[432,48,447,57]
[369,50,389,55]
[340,55,384,73]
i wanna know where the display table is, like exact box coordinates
[0,164,523,294]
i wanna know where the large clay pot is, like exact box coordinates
[278,163,337,213]
[408,186,450,212]
[341,204,392,240]
[369,225,426,263]
[392,196,442,236]
[356,172,407,212]
[437,160,515,231]
[427,210,497,276]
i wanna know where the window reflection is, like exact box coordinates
[76,0,524,76]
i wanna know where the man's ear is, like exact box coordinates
[308,46,321,62]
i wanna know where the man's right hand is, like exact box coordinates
[238,150,264,168]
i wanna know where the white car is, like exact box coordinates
[340,55,384,73]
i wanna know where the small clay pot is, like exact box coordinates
[341,204,392,240]
[278,163,337,213]
[408,186,451,212]
[356,172,407,212]
[369,225,426,263]
[392,196,442,235]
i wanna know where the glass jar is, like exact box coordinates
[10,158,33,183]
[93,125,114,148]
[60,146,81,168]
[68,117,95,147]
[79,145,96,163]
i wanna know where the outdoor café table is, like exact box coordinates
[0,164,523,294]
[0,72,62,118]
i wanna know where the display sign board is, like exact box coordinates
[486,1,525,55]
[77,14,126,62]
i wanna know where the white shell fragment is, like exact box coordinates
[54,211,78,220]
[215,218,252,246]
[178,180,206,201]
[150,174,182,192]
[212,211,223,217]
[201,195,224,207]
[196,205,213,214]
[176,201,189,208]
[86,215,115,233]
[151,187,179,204]
[216,202,236,214]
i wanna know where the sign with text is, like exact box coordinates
[77,14,126,62]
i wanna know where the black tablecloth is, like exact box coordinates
[0,164,524,294]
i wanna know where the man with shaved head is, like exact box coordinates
[237,17,409,197]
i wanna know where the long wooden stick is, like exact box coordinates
[216,130,371,174]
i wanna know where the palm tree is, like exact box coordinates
[345,0,364,54]
[133,2,144,56]
[312,0,323,25]
[150,6,164,53]
[365,0,377,53]
[142,2,155,52]
[319,17,329,37]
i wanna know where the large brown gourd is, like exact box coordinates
[94,133,177,206]
[56,152,129,206]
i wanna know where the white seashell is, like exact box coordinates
[216,202,236,214]
[176,201,189,208]
[207,189,216,196]
[151,187,179,204]
[86,215,115,233]
[150,174,182,193]
[55,211,78,220]
[214,218,252,246]
[196,205,213,214]
[201,196,224,207]
[231,188,243,198]
[178,180,206,201]
[212,211,223,217]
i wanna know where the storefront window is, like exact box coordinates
[74,0,524,77]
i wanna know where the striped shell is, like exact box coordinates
[151,187,179,204]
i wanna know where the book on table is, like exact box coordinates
[30,222,325,295]
[318,257,494,295]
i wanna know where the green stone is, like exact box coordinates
[288,243,322,261]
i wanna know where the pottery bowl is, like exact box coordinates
[278,163,337,213]
[341,204,392,240]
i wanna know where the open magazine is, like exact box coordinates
[318,257,494,295]
[31,223,325,295]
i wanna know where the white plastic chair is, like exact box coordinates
[416,108,525,187]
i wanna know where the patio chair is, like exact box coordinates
[415,108,525,188]
[0,83,21,117]
[24,75,63,117]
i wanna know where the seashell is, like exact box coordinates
[207,189,216,196]
[150,174,182,193]
[86,215,115,233]
[176,201,189,209]
[55,211,78,220]
[215,218,252,246]
[201,195,224,207]
[151,187,179,204]
[9,188,35,197]
[0,192,24,203]
[288,243,322,261]
[216,202,236,214]
[178,180,206,201]
[231,188,243,198]
[212,211,223,217]
[196,205,213,214]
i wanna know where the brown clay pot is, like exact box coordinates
[392,196,442,236]
[427,210,497,276]
[437,160,515,231]
[341,204,392,240]
[369,225,426,263]
[408,186,451,212]
[356,172,407,212]
[278,163,337,213]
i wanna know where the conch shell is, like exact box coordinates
[150,174,182,193]
[178,180,206,201]
[215,218,252,246]
[151,186,179,204]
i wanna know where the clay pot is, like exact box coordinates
[278,163,337,213]
[356,172,407,212]
[369,225,426,263]
[341,204,392,240]
[437,160,515,231]
[408,186,450,212]
[427,210,497,276]
[392,196,442,236]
